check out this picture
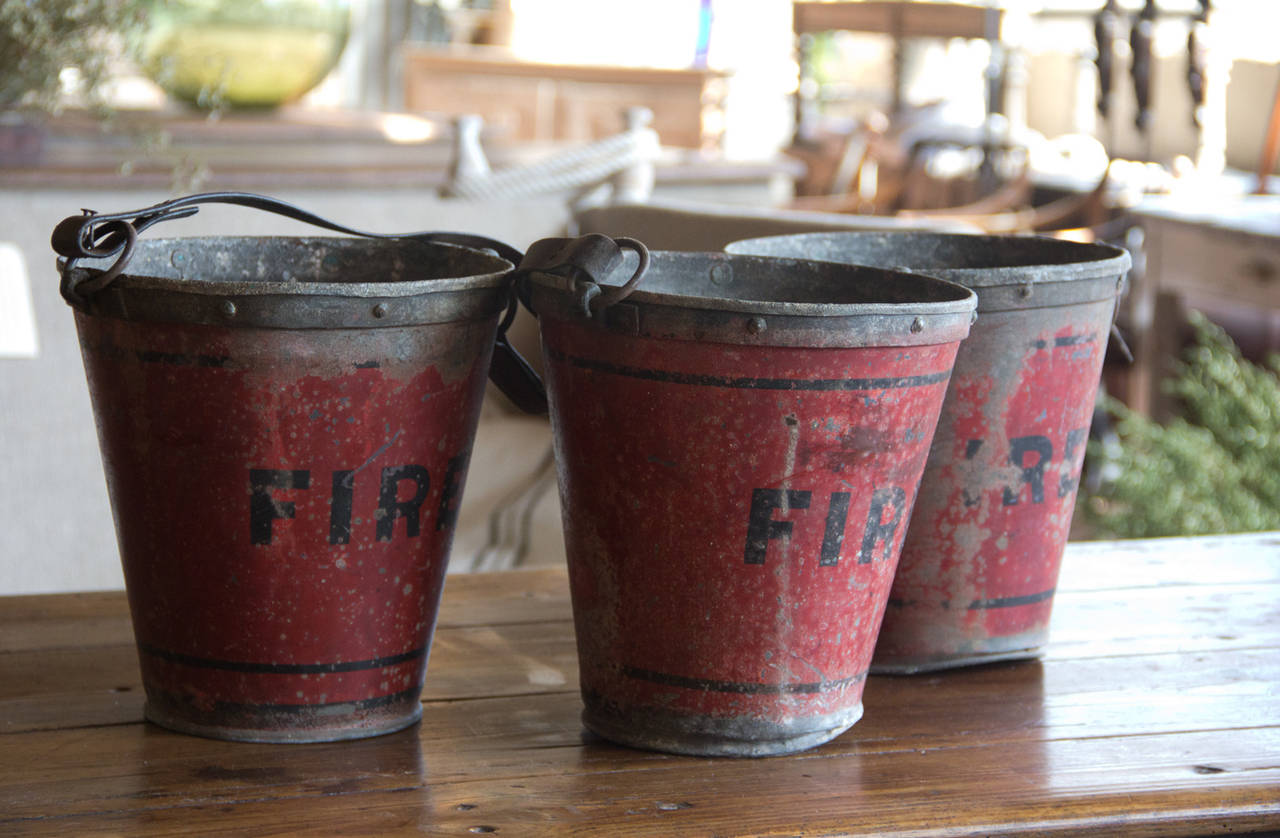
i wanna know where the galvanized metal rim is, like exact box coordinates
[580,693,865,757]
[870,646,1042,675]
[528,250,976,348]
[143,701,424,744]
[68,237,515,329]
[724,232,1132,311]
[70,236,514,298]
[725,232,1131,289]
[68,270,513,299]
[603,251,978,317]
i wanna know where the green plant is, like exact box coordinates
[1,0,143,112]
[1081,311,1280,538]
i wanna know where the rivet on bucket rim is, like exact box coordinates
[724,232,1131,314]
[61,237,514,330]
[910,316,925,333]
[372,302,390,319]
[220,300,237,319]
[527,251,976,349]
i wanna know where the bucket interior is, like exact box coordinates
[80,236,511,289]
[725,233,1129,288]
[592,250,975,307]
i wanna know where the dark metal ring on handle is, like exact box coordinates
[587,236,650,314]
[565,236,651,318]
[57,219,138,306]
[514,233,652,321]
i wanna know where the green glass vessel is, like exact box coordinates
[138,0,350,109]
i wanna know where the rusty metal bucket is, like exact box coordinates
[726,232,1130,673]
[516,235,976,755]
[52,194,535,742]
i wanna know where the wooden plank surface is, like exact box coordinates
[1,534,1278,836]
[792,1,999,40]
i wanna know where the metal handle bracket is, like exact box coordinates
[516,233,650,318]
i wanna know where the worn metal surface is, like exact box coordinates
[727,232,1130,674]
[527,250,976,348]
[69,237,510,742]
[527,251,975,755]
[65,236,513,328]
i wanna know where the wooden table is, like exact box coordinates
[3,534,1278,836]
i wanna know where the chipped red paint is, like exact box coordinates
[719,231,1127,675]
[76,313,495,741]
[542,319,961,755]
[873,301,1116,672]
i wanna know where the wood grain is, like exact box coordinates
[1,534,1278,837]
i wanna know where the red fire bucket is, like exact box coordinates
[53,195,525,741]
[518,236,976,755]
[727,232,1130,673]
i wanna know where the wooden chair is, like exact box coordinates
[897,165,1115,237]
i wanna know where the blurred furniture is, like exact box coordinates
[573,195,978,253]
[1124,195,1280,417]
[442,107,659,204]
[0,106,782,200]
[4,532,1279,834]
[789,115,1033,215]
[401,45,727,151]
[1255,69,1280,194]
[792,1,1002,135]
[790,1,1005,201]
[788,2,1037,224]
[894,167,1115,235]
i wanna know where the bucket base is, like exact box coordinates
[870,646,1041,675]
[143,693,424,743]
[581,701,863,758]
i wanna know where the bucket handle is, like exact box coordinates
[484,233,651,415]
[512,233,650,318]
[50,191,556,411]
[51,191,531,301]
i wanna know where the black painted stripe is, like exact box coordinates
[887,588,1056,611]
[139,643,426,675]
[135,350,231,368]
[547,348,950,392]
[152,686,420,717]
[1032,333,1097,350]
[967,588,1056,610]
[233,686,419,714]
[623,665,865,695]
